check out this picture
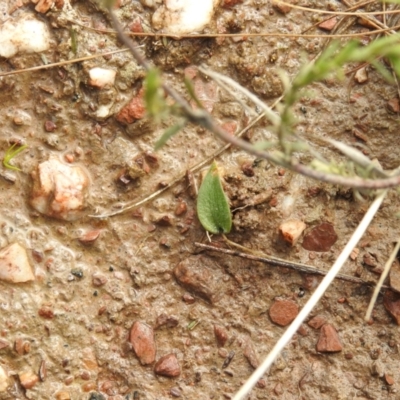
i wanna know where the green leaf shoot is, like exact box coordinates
[197,161,232,234]
[144,68,166,120]
[154,120,186,150]
[3,143,27,171]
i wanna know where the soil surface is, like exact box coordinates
[1,1,400,400]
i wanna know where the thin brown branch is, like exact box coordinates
[106,7,400,191]
[194,242,398,293]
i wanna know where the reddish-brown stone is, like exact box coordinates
[154,353,180,377]
[316,324,343,352]
[318,17,337,31]
[269,298,299,327]
[243,340,259,369]
[38,306,54,319]
[222,0,243,8]
[214,324,228,347]
[387,98,400,113]
[302,222,338,252]
[116,89,146,124]
[308,315,327,329]
[129,321,156,365]
[271,0,293,14]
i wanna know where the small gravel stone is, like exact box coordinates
[129,322,156,365]
[354,67,368,83]
[30,158,89,221]
[214,324,229,347]
[302,222,338,252]
[155,313,179,329]
[174,256,219,303]
[243,340,259,369]
[92,272,107,287]
[307,315,327,329]
[116,89,146,124]
[385,373,395,386]
[318,17,337,31]
[79,230,101,244]
[170,387,181,397]
[387,98,400,113]
[182,293,195,304]
[154,353,180,377]
[271,0,293,14]
[44,120,57,132]
[19,371,39,389]
[174,201,187,216]
[0,243,35,283]
[363,252,378,267]
[269,298,299,327]
[316,324,343,352]
[383,290,400,325]
[279,220,306,246]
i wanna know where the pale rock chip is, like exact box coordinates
[0,243,35,283]
[88,68,117,89]
[30,158,89,221]
[152,0,218,35]
[0,16,51,58]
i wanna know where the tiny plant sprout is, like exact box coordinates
[196,161,232,234]
[3,143,27,171]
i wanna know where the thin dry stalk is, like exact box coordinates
[233,190,388,400]
[365,238,400,321]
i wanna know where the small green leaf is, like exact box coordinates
[154,120,186,150]
[197,161,232,234]
[3,143,27,171]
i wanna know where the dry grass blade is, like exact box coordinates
[365,238,400,321]
[233,190,388,400]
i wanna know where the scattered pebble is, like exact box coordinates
[152,0,218,35]
[30,158,89,221]
[302,222,338,252]
[222,0,243,8]
[363,252,378,268]
[214,324,228,347]
[79,230,101,244]
[154,353,180,378]
[0,15,51,58]
[243,340,259,369]
[385,373,395,386]
[354,67,368,83]
[271,0,293,14]
[88,68,116,89]
[318,17,337,31]
[170,387,181,397]
[387,98,400,113]
[350,247,359,261]
[44,120,57,132]
[19,370,39,389]
[383,290,400,325]
[115,89,146,124]
[92,272,107,287]
[155,313,179,329]
[316,324,343,353]
[0,366,9,392]
[0,243,35,283]
[174,201,187,216]
[182,292,195,304]
[38,306,54,319]
[269,298,299,327]
[279,220,306,246]
[174,256,219,303]
[129,321,156,365]
[307,315,327,329]
[33,0,55,13]
[54,391,71,400]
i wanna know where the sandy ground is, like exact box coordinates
[1,1,400,399]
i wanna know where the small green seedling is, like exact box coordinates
[3,143,27,171]
[197,161,232,234]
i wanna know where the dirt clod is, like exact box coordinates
[316,324,343,353]
[129,321,156,365]
[174,256,220,303]
[302,222,338,252]
[154,353,180,378]
[269,298,299,327]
